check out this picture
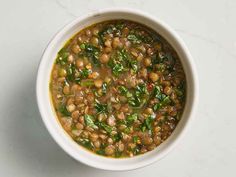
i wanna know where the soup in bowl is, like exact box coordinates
[37,9,198,170]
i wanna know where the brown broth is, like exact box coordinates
[50,20,186,158]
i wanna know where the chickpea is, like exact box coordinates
[67,54,74,63]
[107,138,113,145]
[164,86,172,95]
[118,142,125,152]
[117,112,125,120]
[98,113,107,122]
[92,27,99,35]
[85,29,92,37]
[78,116,85,125]
[122,27,129,36]
[85,63,92,69]
[72,44,81,54]
[81,131,89,139]
[144,108,154,115]
[94,140,101,148]
[107,115,116,126]
[90,133,99,142]
[105,145,115,155]
[88,72,99,79]
[147,144,156,151]
[105,40,112,47]
[112,37,122,48]
[71,84,81,93]
[143,57,151,67]
[99,134,107,140]
[99,53,109,63]
[72,130,82,136]
[104,47,112,53]
[142,137,153,145]
[140,147,147,154]
[61,117,72,131]
[59,68,67,77]
[119,124,127,131]
[94,79,103,88]
[153,135,162,145]
[149,72,159,82]
[71,110,80,119]
[66,104,76,112]
[147,48,154,56]
[57,77,66,83]
[139,68,147,79]
[104,76,111,84]
[76,122,84,130]
[137,53,143,61]
[91,37,99,46]
[76,59,84,69]
[63,85,70,95]
[87,93,94,103]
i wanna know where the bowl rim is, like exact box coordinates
[36,7,199,171]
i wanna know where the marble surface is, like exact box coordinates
[0,0,235,176]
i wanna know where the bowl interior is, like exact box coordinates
[37,9,197,171]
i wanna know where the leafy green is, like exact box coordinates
[118,86,128,95]
[80,79,94,86]
[128,96,141,107]
[133,136,139,143]
[94,99,108,114]
[77,138,93,149]
[66,64,76,82]
[153,96,171,111]
[84,114,98,129]
[127,34,142,44]
[153,85,166,101]
[102,82,107,94]
[58,104,70,116]
[140,115,155,131]
[126,113,138,126]
[56,48,69,65]
[135,83,148,97]
[96,149,105,155]
[112,132,123,142]
[108,49,138,76]
[96,122,113,134]
[112,63,124,76]
[98,23,124,45]
[80,43,100,65]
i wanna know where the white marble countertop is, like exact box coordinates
[0,0,235,176]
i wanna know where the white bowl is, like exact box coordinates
[36,8,198,171]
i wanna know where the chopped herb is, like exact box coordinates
[112,63,124,76]
[94,99,108,114]
[126,113,138,126]
[133,136,139,143]
[96,149,105,155]
[81,79,94,86]
[102,82,107,94]
[84,114,98,129]
[58,104,70,116]
[153,96,171,111]
[112,132,123,142]
[135,83,148,97]
[56,48,69,65]
[66,64,76,82]
[118,86,128,95]
[80,43,100,65]
[96,122,113,134]
[141,115,155,131]
[127,34,142,44]
[77,138,93,149]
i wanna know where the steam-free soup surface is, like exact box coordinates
[50,20,186,158]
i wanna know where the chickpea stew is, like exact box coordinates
[50,20,186,158]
